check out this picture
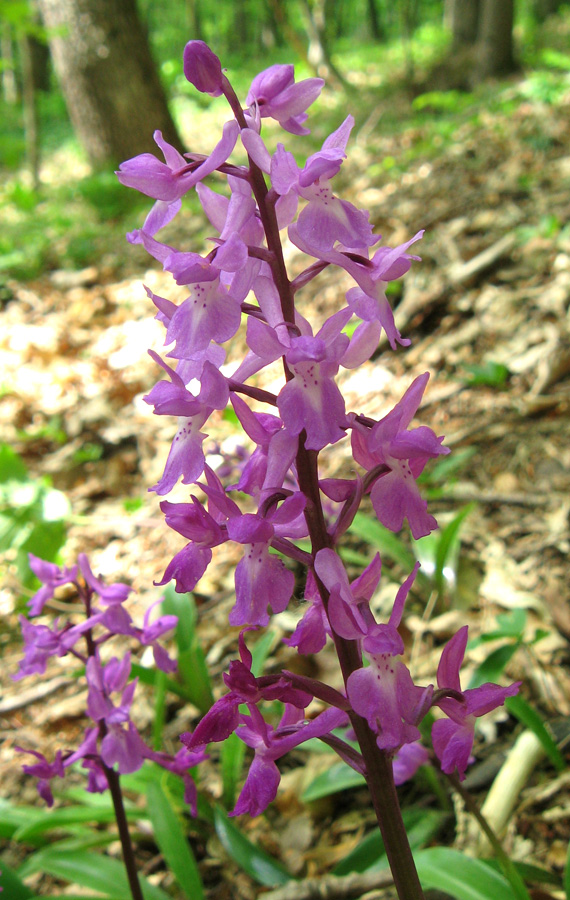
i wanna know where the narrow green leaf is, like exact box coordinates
[0,442,28,481]
[250,629,277,676]
[162,587,214,713]
[505,696,565,771]
[220,730,246,810]
[564,839,570,899]
[434,503,475,594]
[485,858,561,888]
[0,861,34,899]
[28,896,126,900]
[468,643,519,688]
[13,805,140,841]
[130,661,194,702]
[146,780,204,900]
[152,668,167,751]
[349,513,423,578]
[20,848,171,900]
[414,848,518,900]
[302,761,365,802]
[214,806,291,887]
[334,809,445,876]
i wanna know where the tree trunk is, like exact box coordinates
[37,0,182,169]
[446,0,480,47]
[477,0,515,78]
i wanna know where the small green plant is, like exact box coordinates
[0,443,70,597]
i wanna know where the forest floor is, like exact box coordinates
[1,51,570,900]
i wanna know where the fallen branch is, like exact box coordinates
[0,676,71,715]
[262,868,394,900]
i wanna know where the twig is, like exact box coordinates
[0,676,72,715]
[262,868,394,900]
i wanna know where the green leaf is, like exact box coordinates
[13,805,141,841]
[130,661,194,703]
[302,761,365,802]
[334,809,445,876]
[20,848,172,900]
[505,696,565,772]
[28,896,126,900]
[0,861,34,899]
[349,513,423,578]
[213,806,291,887]
[485,859,561,888]
[433,503,475,595]
[220,730,246,810]
[146,780,204,900]
[414,848,518,900]
[468,643,519,688]
[152,668,167,750]
[162,587,214,713]
[250,628,277,677]
[460,362,509,387]
[0,442,28,481]
[564,839,570,899]
[0,798,46,841]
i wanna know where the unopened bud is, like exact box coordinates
[183,41,223,97]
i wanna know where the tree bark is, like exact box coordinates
[477,0,515,78]
[446,0,480,47]
[37,0,182,169]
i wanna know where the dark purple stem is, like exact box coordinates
[222,73,425,900]
[81,588,144,900]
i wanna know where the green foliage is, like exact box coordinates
[459,362,510,388]
[213,806,291,886]
[161,585,214,714]
[334,809,445,876]
[302,760,365,801]
[0,860,34,899]
[413,503,476,605]
[0,443,70,595]
[414,848,523,900]
[146,780,205,900]
[505,695,565,772]
[20,847,171,900]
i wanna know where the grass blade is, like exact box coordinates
[214,806,291,887]
[505,695,565,771]
[414,848,518,900]
[146,780,205,900]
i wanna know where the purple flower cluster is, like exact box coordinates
[110,42,520,816]
[16,553,205,811]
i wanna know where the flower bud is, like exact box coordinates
[183,41,223,96]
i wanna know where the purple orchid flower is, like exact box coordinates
[350,373,449,539]
[17,747,66,807]
[432,626,521,779]
[270,116,376,251]
[182,632,313,752]
[116,122,238,202]
[315,550,432,753]
[246,64,324,135]
[12,616,67,680]
[289,224,423,351]
[231,704,348,817]
[27,555,78,617]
